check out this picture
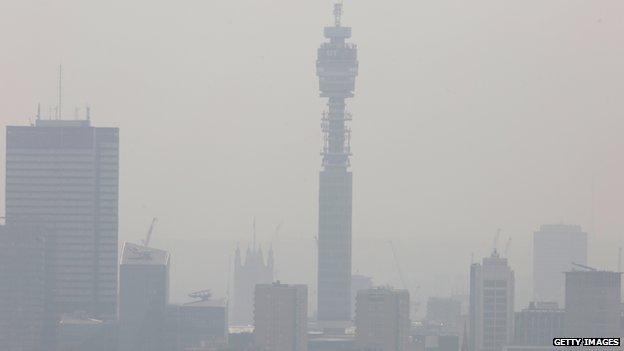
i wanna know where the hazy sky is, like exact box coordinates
[1,0,623,312]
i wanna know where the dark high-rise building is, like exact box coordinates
[564,270,621,338]
[512,302,563,347]
[0,225,46,351]
[533,224,587,305]
[469,252,515,351]
[118,242,170,351]
[355,287,410,351]
[232,244,273,325]
[6,118,119,319]
[315,3,359,325]
[254,282,308,351]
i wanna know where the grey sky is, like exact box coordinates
[1,0,623,311]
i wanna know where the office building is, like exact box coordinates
[6,118,119,319]
[355,287,410,351]
[118,242,170,351]
[166,292,228,351]
[533,224,587,305]
[57,312,117,351]
[512,302,563,347]
[232,243,273,325]
[254,282,308,351]
[316,2,359,326]
[0,225,46,351]
[351,275,373,320]
[469,251,515,351]
[564,270,621,338]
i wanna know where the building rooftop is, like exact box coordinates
[120,242,170,266]
[35,119,91,128]
[183,298,227,308]
[59,312,103,326]
[538,224,583,232]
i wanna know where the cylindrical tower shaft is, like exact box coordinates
[316,3,359,325]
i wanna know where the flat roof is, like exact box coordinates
[35,119,91,128]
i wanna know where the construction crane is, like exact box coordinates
[141,217,158,247]
[387,240,421,315]
[273,220,283,241]
[572,262,597,271]
[387,240,408,290]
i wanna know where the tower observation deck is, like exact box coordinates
[316,3,359,325]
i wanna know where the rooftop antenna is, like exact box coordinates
[252,217,256,251]
[618,247,621,272]
[226,253,232,304]
[57,64,63,120]
[492,228,502,256]
[333,2,343,27]
[591,175,595,235]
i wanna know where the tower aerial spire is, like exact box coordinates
[333,2,343,27]
[316,2,359,327]
[57,64,63,120]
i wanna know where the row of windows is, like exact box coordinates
[7,214,118,221]
[6,163,118,171]
[6,192,116,200]
[8,148,98,155]
[7,185,118,192]
[6,154,118,162]
[7,178,119,186]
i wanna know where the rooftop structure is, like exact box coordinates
[120,242,170,266]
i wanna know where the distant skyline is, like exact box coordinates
[1,0,624,311]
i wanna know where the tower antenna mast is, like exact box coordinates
[57,64,63,120]
[316,1,359,324]
[334,2,343,26]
